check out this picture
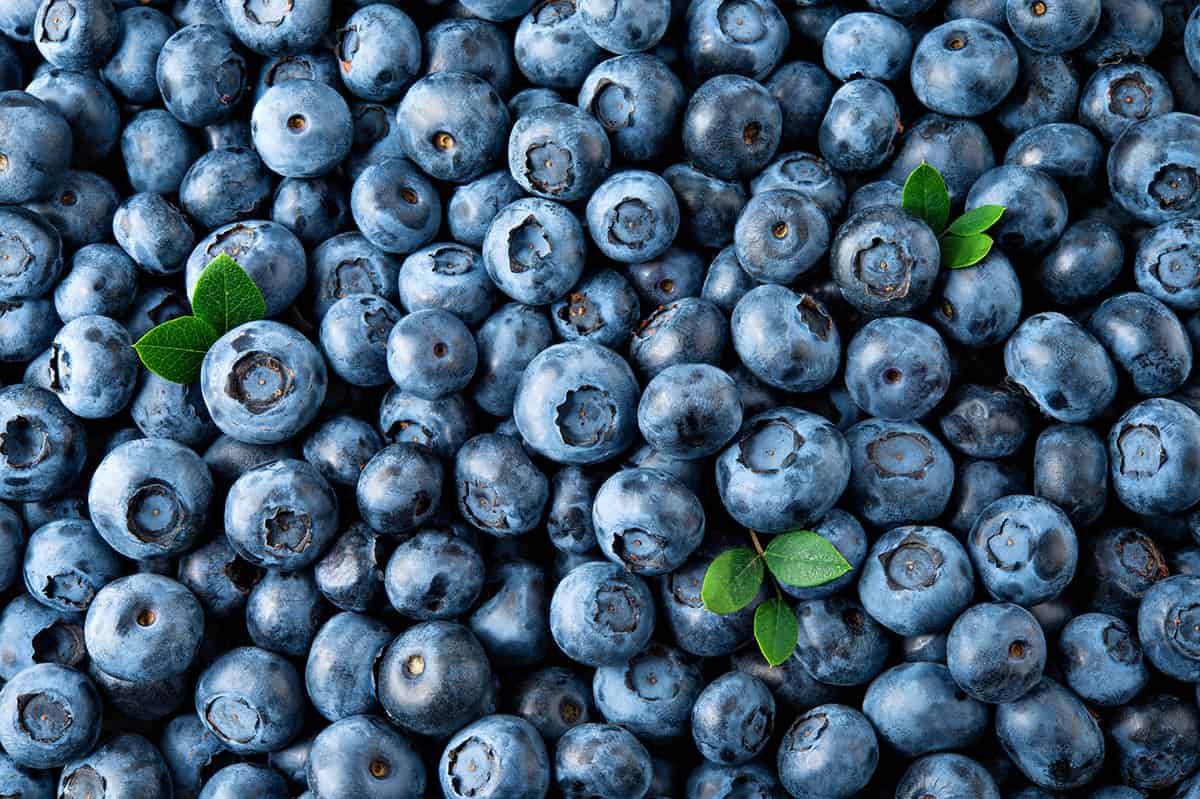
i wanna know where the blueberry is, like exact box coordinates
[1108,113,1200,225]
[845,419,955,529]
[23,518,121,614]
[113,192,195,276]
[845,318,950,422]
[585,170,679,264]
[765,62,833,151]
[716,407,851,533]
[0,387,86,501]
[271,175,349,247]
[175,537,262,619]
[398,244,494,327]
[508,102,610,201]
[776,704,877,798]
[0,207,63,302]
[455,433,548,535]
[24,170,118,252]
[350,157,441,255]
[968,495,1077,606]
[309,231,400,320]
[397,72,508,184]
[179,147,273,230]
[319,294,400,388]
[250,79,352,179]
[939,384,1031,460]
[1033,220,1124,307]
[733,189,830,284]
[1059,611,1148,707]
[996,678,1106,789]
[660,552,761,657]
[947,602,1046,705]
[253,50,340,102]
[700,247,757,315]
[88,438,213,560]
[822,12,911,84]
[483,198,587,306]
[663,164,747,250]
[424,18,513,95]
[1005,312,1118,423]
[202,433,299,486]
[119,109,195,195]
[201,321,327,445]
[1006,122,1104,198]
[218,0,327,55]
[1078,0,1163,64]
[302,415,382,488]
[161,714,231,799]
[550,560,654,666]
[911,20,1019,117]
[307,715,424,799]
[375,620,493,738]
[198,764,288,799]
[1092,292,1193,396]
[863,662,988,756]
[793,596,889,686]
[1107,694,1200,790]
[682,75,781,181]
[684,0,789,81]
[579,55,683,163]
[1034,424,1108,528]
[895,754,1002,799]
[187,220,307,317]
[438,715,550,799]
[1137,575,1200,681]
[830,205,940,316]
[346,101,407,179]
[447,171,526,250]
[33,0,118,70]
[1007,0,1101,53]
[313,523,386,612]
[336,5,420,102]
[511,666,594,741]
[156,24,247,127]
[245,569,325,657]
[592,642,702,743]
[378,386,475,459]
[82,573,202,683]
[0,594,86,680]
[195,645,304,753]
[579,0,669,54]
[554,723,652,799]
[859,525,974,636]
[383,528,482,620]
[552,269,641,350]
[0,663,101,768]
[593,467,704,575]
[304,611,392,721]
[630,297,727,379]
[637,364,741,460]
[1135,220,1200,311]
[1080,64,1173,146]
[224,459,339,571]
[818,79,901,174]
[1109,398,1200,514]
[731,285,839,393]
[0,751,53,798]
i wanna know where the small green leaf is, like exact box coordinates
[901,162,950,235]
[754,598,799,667]
[701,548,764,615]
[132,316,219,384]
[191,254,267,336]
[941,233,995,269]
[946,205,1005,237]
[764,531,853,588]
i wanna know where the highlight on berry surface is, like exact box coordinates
[901,162,1006,269]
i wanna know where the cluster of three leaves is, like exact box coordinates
[902,162,1006,269]
[132,254,267,385]
[701,531,851,667]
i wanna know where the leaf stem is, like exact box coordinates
[747,530,782,599]
[748,529,766,558]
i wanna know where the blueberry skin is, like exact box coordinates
[592,643,702,743]
[0,386,86,502]
[682,75,781,182]
[24,170,119,251]
[750,151,846,222]
[939,384,1030,459]
[1180,775,1200,799]
[113,192,194,275]
[845,419,954,529]
[25,69,119,167]
[439,715,550,799]
[1090,292,1193,396]
[176,537,262,619]
[308,715,425,799]
[218,0,326,55]
[512,667,594,741]
[1136,220,1200,311]
[555,723,652,799]
[825,13,912,85]
[201,321,327,445]
[1108,113,1200,225]
[733,189,829,284]
[1137,575,1200,681]
[179,147,272,230]
[818,79,901,174]
[386,308,477,400]
[578,55,683,163]
[996,678,1106,789]
[659,553,759,657]
[1004,312,1118,423]
[483,198,587,306]
[630,297,727,379]
[896,754,1002,799]
[1108,694,1200,790]
[830,205,940,316]
[0,751,53,799]
[314,523,386,612]
[579,0,669,54]
[33,0,118,70]
[794,596,889,686]
[335,5,420,102]
[551,269,640,350]
[0,298,58,364]
[309,231,400,320]
[0,663,102,769]
[1109,399,1200,514]
[1035,220,1123,307]
[0,594,86,681]
[120,109,195,194]
[350,157,441,255]
[397,72,509,184]
[23,519,121,613]
[1058,612,1148,707]
[186,220,307,317]
[507,103,611,202]
[946,602,1046,705]
[251,79,352,179]
[1080,64,1173,146]
[0,0,37,41]
[224,459,339,572]
[398,243,495,327]
[271,176,348,248]
[689,672,775,766]
[0,206,63,302]
[765,62,833,151]
[685,0,789,81]
[101,6,175,103]
[448,171,526,250]
[845,318,950,422]
[88,661,187,722]
[83,573,203,683]
[911,20,1019,117]
[513,340,639,465]
[968,495,1078,606]
[1034,424,1108,528]
[663,164,747,250]
[156,24,247,127]
[550,560,654,667]
[514,0,604,90]
[303,415,382,488]
[637,364,741,460]
[716,408,850,533]
[546,467,600,553]
[701,247,757,315]
[304,611,392,721]
[864,662,988,757]
[0,503,22,592]
[776,704,877,799]
[859,525,974,637]
[968,165,1069,257]
[592,468,704,576]
[1006,123,1104,199]
[585,170,679,264]
[731,285,840,393]
[378,387,475,459]
[88,438,213,560]
[1079,0,1162,64]
[319,294,400,388]
[455,433,548,536]
[195,645,304,754]
[471,558,552,667]
[198,764,288,799]
[375,621,494,738]
[424,18,513,96]
[0,92,71,204]
[384,528,482,620]
[246,569,325,657]
[472,304,554,419]
[1007,0,1100,52]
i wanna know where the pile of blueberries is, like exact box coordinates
[0,0,1199,794]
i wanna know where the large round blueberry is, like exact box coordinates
[844,419,955,529]
[0,663,101,769]
[223,459,339,572]
[549,560,654,667]
[194,646,304,754]
[777,704,877,798]
[967,494,1078,606]
[483,198,587,306]
[1108,398,1200,514]
[995,678,1106,789]
[859,525,974,636]
[1005,312,1118,423]
[592,468,704,576]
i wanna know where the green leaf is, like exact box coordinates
[191,253,266,336]
[132,316,219,384]
[901,162,950,235]
[941,233,994,269]
[946,205,1005,237]
[754,598,799,667]
[701,548,764,615]
[764,531,853,588]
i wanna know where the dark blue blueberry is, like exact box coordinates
[310,231,400,320]
[33,0,118,70]
[307,715,422,799]
[0,663,101,769]
[113,192,194,275]
[818,79,900,173]
[1080,63,1172,145]
[995,678,1106,790]
[24,170,119,251]
[794,596,889,686]
[252,50,339,102]
[155,24,247,127]
[967,165,1068,256]
[550,560,654,666]
[469,558,551,667]
[0,298,59,364]
[0,207,62,302]
[545,466,600,553]
[455,432,548,535]
[0,594,86,681]
[313,523,385,612]
[845,317,950,422]
[119,109,195,195]
[202,433,298,486]
[514,0,604,89]
[397,71,508,184]
[271,175,348,248]
[1058,612,1148,707]
[579,0,668,54]
[386,308,476,399]
[551,269,640,349]
[579,55,684,162]
[1090,292,1192,396]
[0,751,53,798]
[303,415,382,488]
[1034,424,1108,528]
[886,115,995,209]
[438,715,550,799]
[685,0,788,81]
[845,419,955,529]
[175,537,263,619]
[398,243,495,327]
[336,5,419,102]
[766,61,834,150]
[1007,0,1100,52]
[1078,0,1163,64]
[304,611,392,721]
[23,519,120,613]
[895,754,1001,799]
[0,386,86,502]
[88,659,187,721]
[511,666,594,741]
[859,525,974,636]
[424,18,513,96]
[1107,694,1200,790]
[1007,123,1104,199]
[187,220,307,316]
[379,386,475,459]
[630,297,726,379]
[555,723,652,799]
[218,0,326,55]
[593,467,704,575]
[1109,399,1200,514]
[967,494,1078,606]
[483,198,586,306]
[198,764,288,799]
[911,20,1019,117]
[1034,219,1123,307]
[246,569,325,657]
[224,459,339,571]
[350,157,441,255]
[733,189,829,284]
[625,248,705,309]
[508,102,610,201]
[1108,113,1200,225]
[319,294,401,388]
[447,171,526,250]
[730,643,841,712]
[101,6,175,104]
[776,704,877,798]
[472,303,554,418]
[663,163,747,250]
[384,528,482,620]
[180,147,273,230]
[864,662,988,757]
[1005,312,1118,423]
[691,672,774,765]
[701,246,757,314]
[83,573,202,681]
[1135,219,1200,312]
[659,552,760,657]
[0,503,22,593]
[251,79,351,179]
[637,364,741,460]
[995,48,1080,138]
[347,101,406,179]
[195,645,304,753]
[593,642,701,743]
[947,602,1046,703]
[585,170,679,264]
[830,205,940,316]
[938,384,1030,460]
[1136,575,1200,681]
[682,75,780,181]
[823,12,912,83]
[732,286,839,392]
[0,92,71,204]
